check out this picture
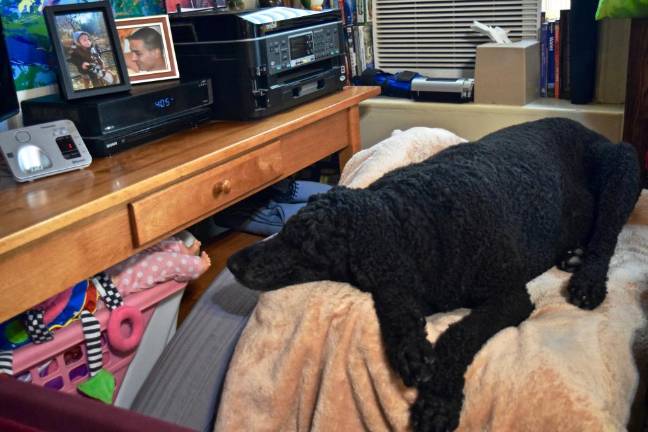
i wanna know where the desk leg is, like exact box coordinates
[338,105,361,171]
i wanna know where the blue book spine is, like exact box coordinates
[540,22,548,97]
[343,0,357,25]
[547,21,555,98]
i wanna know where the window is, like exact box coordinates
[373,0,542,78]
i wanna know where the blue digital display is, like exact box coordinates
[154,97,175,110]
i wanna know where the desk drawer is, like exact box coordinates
[130,141,283,246]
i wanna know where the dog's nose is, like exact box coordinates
[227,253,242,275]
[228,247,253,277]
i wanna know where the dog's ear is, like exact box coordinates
[281,186,355,267]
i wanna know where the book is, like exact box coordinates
[559,9,570,99]
[356,0,365,24]
[569,0,598,105]
[352,26,362,76]
[355,0,372,23]
[547,21,555,98]
[554,21,560,99]
[540,21,548,97]
[344,25,358,78]
[336,0,346,25]
[343,0,356,25]
[359,24,373,69]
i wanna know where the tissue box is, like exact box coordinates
[474,40,540,105]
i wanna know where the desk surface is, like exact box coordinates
[0,86,380,321]
[0,86,379,255]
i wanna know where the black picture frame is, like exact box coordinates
[43,1,131,100]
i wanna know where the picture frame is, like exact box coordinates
[165,0,227,14]
[43,1,131,100]
[115,15,179,84]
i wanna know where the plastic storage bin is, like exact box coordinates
[12,280,186,407]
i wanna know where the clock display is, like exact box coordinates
[154,97,175,110]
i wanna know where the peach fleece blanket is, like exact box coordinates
[215,128,648,432]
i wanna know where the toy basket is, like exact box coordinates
[12,280,186,401]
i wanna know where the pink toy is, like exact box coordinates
[106,237,210,297]
[38,290,72,324]
[100,233,209,355]
[106,306,144,353]
[12,281,186,397]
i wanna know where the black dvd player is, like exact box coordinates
[21,78,213,156]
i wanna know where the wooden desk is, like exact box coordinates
[0,86,380,322]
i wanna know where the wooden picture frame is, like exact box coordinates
[115,15,180,84]
[43,1,131,100]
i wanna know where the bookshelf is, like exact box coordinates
[358,97,624,149]
[337,0,373,81]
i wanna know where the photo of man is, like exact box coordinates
[116,15,179,84]
[128,27,168,72]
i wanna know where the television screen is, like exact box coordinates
[0,19,19,122]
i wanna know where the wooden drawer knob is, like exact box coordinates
[213,179,232,197]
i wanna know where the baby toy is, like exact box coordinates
[0,350,11,375]
[107,236,210,295]
[79,233,209,403]
[0,231,210,405]
[92,272,143,354]
[77,309,115,404]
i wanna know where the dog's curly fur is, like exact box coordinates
[228,118,641,431]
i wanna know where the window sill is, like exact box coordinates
[359,96,624,148]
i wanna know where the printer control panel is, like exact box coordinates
[265,22,341,74]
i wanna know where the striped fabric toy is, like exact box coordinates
[23,309,53,344]
[0,350,12,375]
[78,272,121,403]
[76,277,117,403]
[81,271,124,377]
[79,310,103,376]
[92,272,124,310]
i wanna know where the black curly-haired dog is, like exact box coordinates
[227,118,641,431]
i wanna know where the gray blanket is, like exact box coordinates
[131,269,258,432]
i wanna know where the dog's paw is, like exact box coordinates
[558,248,584,273]
[567,269,607,310]
[393,339,436,387]
[411,391,460,432]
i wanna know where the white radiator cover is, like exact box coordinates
[372,0,541,78]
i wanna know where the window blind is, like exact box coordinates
[373,0,541,77]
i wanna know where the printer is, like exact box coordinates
[169,7,346,120]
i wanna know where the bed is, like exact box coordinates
[132,127,648,432]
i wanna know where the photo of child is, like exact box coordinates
[55,11,122,91]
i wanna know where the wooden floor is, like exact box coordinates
[178,231,263,324]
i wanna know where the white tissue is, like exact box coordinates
[470,20,512,44]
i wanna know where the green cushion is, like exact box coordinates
[596,0,648,19]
